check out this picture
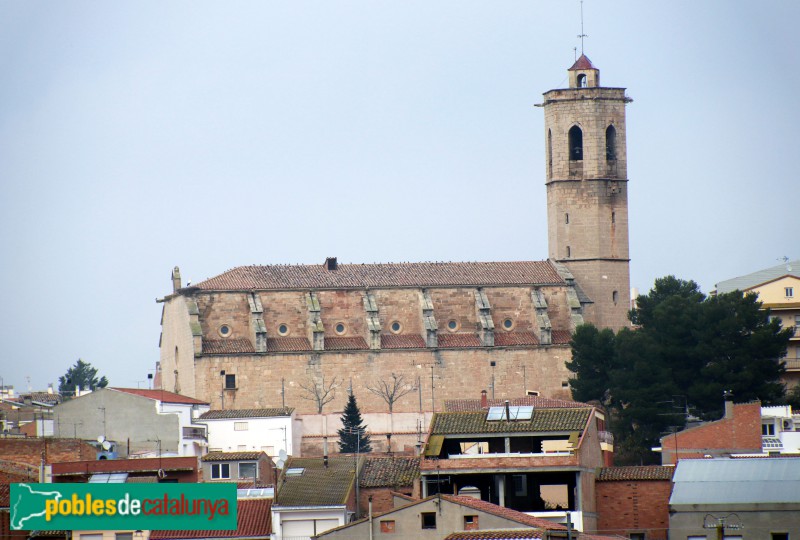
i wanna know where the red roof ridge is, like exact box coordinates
[569,54,596,71]
[109,388,209,405]
[442,495,567,530]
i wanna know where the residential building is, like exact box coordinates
[419,401,608,532]
[595,466,673,540]
[760,405,800,453]
[201,451,276,487]
[53,387,210,457]
[0,438,95,483]
[196,408,295,457]
[314,493,567,540]
[155,54,633,436]
[713,259,800,386]
[358,456,420,515]
[271,456,359,539]
[669,457,800,539]
[50,456,200,483]
[657,400,762,465]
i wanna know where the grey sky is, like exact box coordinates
[1,1,797,392]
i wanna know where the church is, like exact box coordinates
[156,55,631,419]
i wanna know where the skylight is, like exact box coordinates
[285,467,305,476]
[486,405,533,421]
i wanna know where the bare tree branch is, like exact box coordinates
[298,374,341,414]
[365,372,415,413]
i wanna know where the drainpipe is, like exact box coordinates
[368,496,374,540]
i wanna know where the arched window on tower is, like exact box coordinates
[606,125,617,161]
[577,74,587,88]
[547,129,553,178]
[569,126,583,161]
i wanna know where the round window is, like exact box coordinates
[503,318,514,331]
[219,325,232,338]
[278,324,289,336]
[335,323,346,335]
[447,320,459,332]
[390,321,402,334]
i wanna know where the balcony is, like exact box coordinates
[784,357,800,371]
[182,426,207,440]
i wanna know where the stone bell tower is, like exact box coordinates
[542,54,631,331]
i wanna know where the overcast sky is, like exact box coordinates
[1,1,797,392]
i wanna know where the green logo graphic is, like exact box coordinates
[10,483,237,531]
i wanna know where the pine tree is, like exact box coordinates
[338,394,372,453]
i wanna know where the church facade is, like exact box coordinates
[156,56,631,417]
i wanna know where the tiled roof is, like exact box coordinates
[27,391,62,405]
[267,337,312,352]
[551,330,572,344]
[381,334,427,349]
[110,388,209,405]
[324,336,369,350]
[445,530,543,540]
[150,498,272,539]
[714,259,800,294]
[431,408,591,435]
[568,54,596,71]
[203,338,256,354]
[445,396,591,412]
[597,466,675,482]
[494,331,540,347]
[199,408,294,420]
[442,495,567,530]
[203,451,266,462]
[52,457,198,475]
[360,457,419,488]
[438,333,482,348]
[274,456,356,507]
[193,261,564,291]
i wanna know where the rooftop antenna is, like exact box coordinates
[577,0,588,55]
[778,256,791,272]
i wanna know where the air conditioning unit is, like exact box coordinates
[97,450,118,460]
[783,419,794,431]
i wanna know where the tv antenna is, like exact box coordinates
[577,0,588,55]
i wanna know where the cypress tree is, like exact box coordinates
[338,394,372,453]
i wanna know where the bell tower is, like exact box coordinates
[542,54,631,330]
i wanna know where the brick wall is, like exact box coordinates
[596,479,672,540]
[661,402,762,465]
[0,438,95,468]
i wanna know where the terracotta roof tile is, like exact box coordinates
[551,330,572,344]
[203,451,266,462]
[52,457,198,475]
[324,336,369,350]
[431,408,591,435]
[438,333,482,348]
[494,331,540,347]
[445,396,591,412]
[442,495,566,530]
[381,334,427,349]
[267,337,312,352]
[193,261,564,291]
[110,388,209,405]
[597,466,675,481]
[199,408,294,420]
[150,498,272,539]
[360,457,419,488]
[275,456,356,507]
[568,54,596,71]
[445,530,543,540]
[203,338,256,354]
[27,392,62,405]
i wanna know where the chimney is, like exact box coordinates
[480,390,488,409]
[47,384,53,395]
[723,390,735,419]
[171,266,182,292]
[505,400,511,421]
[325,257,338,271]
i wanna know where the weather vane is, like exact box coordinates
[577,0,588,55]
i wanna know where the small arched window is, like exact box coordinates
[606,125,617,161]
[577,74,587,88]
[612,290,619,305]
[566,246,571,258]
[568,126,583,161]
[547,129,553,177]
[565,213,569,224]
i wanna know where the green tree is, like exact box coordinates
[337,394,372,453]
[58,359,108,398]
[567,275,792,464]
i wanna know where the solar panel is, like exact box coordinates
[486,405,534,421]
[487,406,505,421]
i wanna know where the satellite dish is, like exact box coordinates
[102,440,111,450]
[97,435,106,444]
[278,449,288,460]
[275,459,285,470]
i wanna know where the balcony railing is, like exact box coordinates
[182,426,207,439]
[598,430,614,445]
[784,357,800,371]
